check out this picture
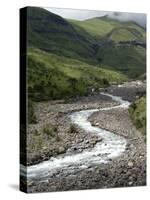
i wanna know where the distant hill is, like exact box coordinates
[69,16,146,78]
[70,16,146,42]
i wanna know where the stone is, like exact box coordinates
[85,140,89,144]
[27,181,33,186]
[77,149,83,153]
[128,161,134,167]
[90,140,96,145]
[128,181,133,186]
[58,147,65,154]
[97,138,102,142]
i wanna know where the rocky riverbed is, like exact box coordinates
[27,94,118,165]
[21,81,146,193]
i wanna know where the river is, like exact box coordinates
[20,93,131,181]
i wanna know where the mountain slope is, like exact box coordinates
[70,16,146,42]
[97,44,146,78]
[27,48,127,101]
[27,7,97,64]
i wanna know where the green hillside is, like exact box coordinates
[67,15,146,78]
[129,96,146,136]
[27,48,127,101]
[27,7,97,64]
[70,16,146,42]
[97,45,146,78]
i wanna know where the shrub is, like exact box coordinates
[28,100,37,124]
[55,134,61,142]
[53,126,58,132]
[69,124,78,133]
[43,125,54,137]
[43,124,58,137]
[33,129,39,135]
[129,96,146,136]
[102,78,110,86]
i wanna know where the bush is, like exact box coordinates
[69,124,78,133]
[43,125,55,137]
[129,96,146,136]
[28,100,37,124]
[43,124,59,137]
[102,78,110,86]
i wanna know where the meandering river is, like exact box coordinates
[20,93,131,181]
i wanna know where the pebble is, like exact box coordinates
[58,147,65,154]
[128,161,134,167]
[128,181,133,186]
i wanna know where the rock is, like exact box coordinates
[68,174,77,179]
[58,147,65,154]
[27,181,33,186]
[128,161,134,167]
[77,149,83,153]
[79,139,84,143]
[73,147,77,151]
[90,140,96,145]
[85,140,89,144]
[128,181,133,186]
[97,138,102,142]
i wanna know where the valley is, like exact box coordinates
[20,7,146,192]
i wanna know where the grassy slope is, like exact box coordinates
[70,16,145,42]
[129,96,146,136]
[69,17,122,38]
[97,45,146,78]
[27,7,97,65]
[69,16,146,78]
[27,48,127,101]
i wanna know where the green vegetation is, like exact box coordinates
[139,73,146,80]
[43,124,61,142]
[27,7,97,65]
[70,16,145,42]
[28,100,37,124]
[97,45,146,78]
[70,16,146,78]
[129,96,146,136]
[27,48,127,102]
[70,17,123,38]
[69,124,78,133]
[43,124,58,138]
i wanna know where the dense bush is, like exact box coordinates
[129,96,146,136]
[69,124,78,133]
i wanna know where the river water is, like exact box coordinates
[20,93,131,181]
